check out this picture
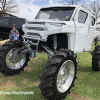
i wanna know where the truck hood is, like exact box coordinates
[22,19,75,40]
[28,19,67,23]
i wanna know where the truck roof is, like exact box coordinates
[40,5,96,18]
[41,5,85,11]
[41,5,79,9]
[0,16,25,20]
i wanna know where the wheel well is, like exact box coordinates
[46,33,68,51]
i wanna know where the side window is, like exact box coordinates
[91,17,95,26]
[12,18,25,26]
[78,10,88,23]
[0,18,10,25]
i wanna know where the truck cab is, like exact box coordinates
[72,6,96,52]
[23,5,96,53]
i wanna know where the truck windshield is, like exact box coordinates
[35,7,75,21]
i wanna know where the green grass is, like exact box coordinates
[0,42,100,100]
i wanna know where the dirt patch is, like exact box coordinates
[78,73,82,76]
[22,78,28,83]
[6,76,17,80]
[32,61,35,63]
[0,80,17,91]
[5,80,16,86]
[25,65,38,71]
[24,66,32,71]
[37,59,43,63]
[0,40,9,45]
[27,81,40,87]
[34,81,40,86]
[0,78,4,82]
[69,93,95,100]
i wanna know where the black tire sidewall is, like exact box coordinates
[2,41,27,73]
[53,56,77,98]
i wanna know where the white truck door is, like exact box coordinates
[83,16,96,51]
[74,9,89,53]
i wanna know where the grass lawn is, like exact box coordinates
[0,42,100,100]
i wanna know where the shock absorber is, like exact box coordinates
[53,35,57,53]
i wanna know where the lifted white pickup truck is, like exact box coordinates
[0,5,100,100]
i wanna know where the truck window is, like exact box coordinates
[91,17,95,26]
[12,18,25,26]
[35,7,75,21]
[0,17,10,25]
[78,10,88,23]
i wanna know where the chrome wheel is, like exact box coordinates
[6,48,26,70]
[57,60,75,93]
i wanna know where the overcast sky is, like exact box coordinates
[14,0,94,20]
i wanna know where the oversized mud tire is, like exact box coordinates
[92,46,100,71]
[0,40,30,75]
[39,49,77,100]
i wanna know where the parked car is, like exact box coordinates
[0,17,26,40]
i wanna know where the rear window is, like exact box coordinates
[91,17,95,26]
[0,17,11,25]
[12,18,25,26]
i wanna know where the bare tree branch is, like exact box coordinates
[64,0,100,19]
[0,0,19,17]
[66,0,84,5]
[89,0,100,19]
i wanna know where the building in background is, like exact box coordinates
[0,11,17,17]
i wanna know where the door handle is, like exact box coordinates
[85,33,88,36]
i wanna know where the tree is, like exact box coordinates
[65,0,100,19]
[66,0,80,5]
[90,0,100,19]
[65,0,86,5]
[0,0,19,17]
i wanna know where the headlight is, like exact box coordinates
[48,22,66,27]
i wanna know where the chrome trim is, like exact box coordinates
[22,36,41,40]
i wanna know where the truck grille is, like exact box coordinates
[27,27,47,31]
[28,22,45,25]
[27,32,41,37]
